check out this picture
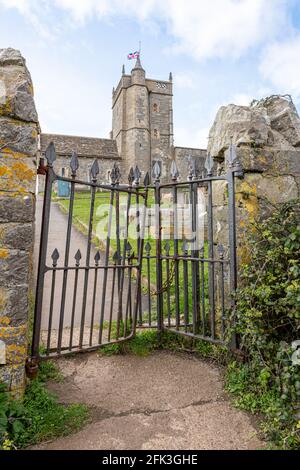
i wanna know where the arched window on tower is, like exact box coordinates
[153,103,158,112]
[153,129,159,139]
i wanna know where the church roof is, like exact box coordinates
[40,133,120,160]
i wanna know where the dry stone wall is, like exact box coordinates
[208,96,300,265]
[0,48,38,396]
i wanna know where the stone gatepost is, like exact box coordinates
[0,48,39,397]
[208,96,300,267]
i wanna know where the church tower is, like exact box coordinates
[111,56,173,179]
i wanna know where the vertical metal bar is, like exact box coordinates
[132,182,149,332]
[207,179,216,339]
[190,179,200,334]
[182,245,189,332]
[172,184,180,330]
[220,259,225,341]
[98,188,115,343]
[227,169,238,348]
[155,183,163,339]
[165,245,171,327]
[31,167,54,359]
[147,248,151,326]
[69,252,81,351]
[200,246,206,336]
[124,257,133,337]
[79,185,96,349]
[135,187,143,325]
[107,259,117,342]
[89,255,99,346]
[117,187,133,332]
[57,180,75,353]
[46,266,57,355]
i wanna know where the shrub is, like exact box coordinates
[230,199,300,449]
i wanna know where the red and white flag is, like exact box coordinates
[127,51,139,60]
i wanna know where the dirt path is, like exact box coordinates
[32,350,265,450]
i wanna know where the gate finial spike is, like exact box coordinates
[143,171,150,187]
[51,248,59,265]
[152,161,161,182]
[94,251,101,265]
[90,159,99,182]
[110,163,120,184]
[134,165,141,185]
[205,153,214,176]
[145,241,151,253]
[70,151,79,176]
[114,163,121,184]
[170,160,179,181]
[75,249,82,265]
[45,142,56,167]
[128,167,134,186]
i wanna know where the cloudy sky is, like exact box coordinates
[1,0,300,148]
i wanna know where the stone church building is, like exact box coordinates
[40,56,206,183]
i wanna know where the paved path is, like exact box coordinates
[34,197,145,349]
[32,351,265,450]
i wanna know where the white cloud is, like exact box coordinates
[175,125,210,148]
[173,73,195,89]
[259,34,300,100]
[0,0,54,39]
[0,0,290,61]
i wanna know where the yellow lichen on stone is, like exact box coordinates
[1,148,29,159]
[0,248,9,258]
[0,316,11,326]
[12,161,35,181]
[6,344,27,364]
[0,165,12,177]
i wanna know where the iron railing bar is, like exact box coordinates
[79,184,96,349]
[46,268,57,354]
[117,187,133,335]
[57,179,75,354]
[123,260,132,337]
[200,254,206,336]
[172,184,180,330]
[163,328,226,346]
[220,259,226,341]
[98,187,115,343]
[69,264,79,351]
[165,256,171,327]
[107,260,117,342]
[132,183,149,332]
[182,250,189,332]
[31,167,54,360]
[45,264,139,271]
[207,178,216,340]
[157,175,227,189]
[89,265,99,347]
[54,174,145,194]
[192,179,201,335]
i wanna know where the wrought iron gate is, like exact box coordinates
[31,142,242,362]
[31,143,149,360]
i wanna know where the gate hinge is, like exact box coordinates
[37,157,48,175]
[25,357,39,379]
